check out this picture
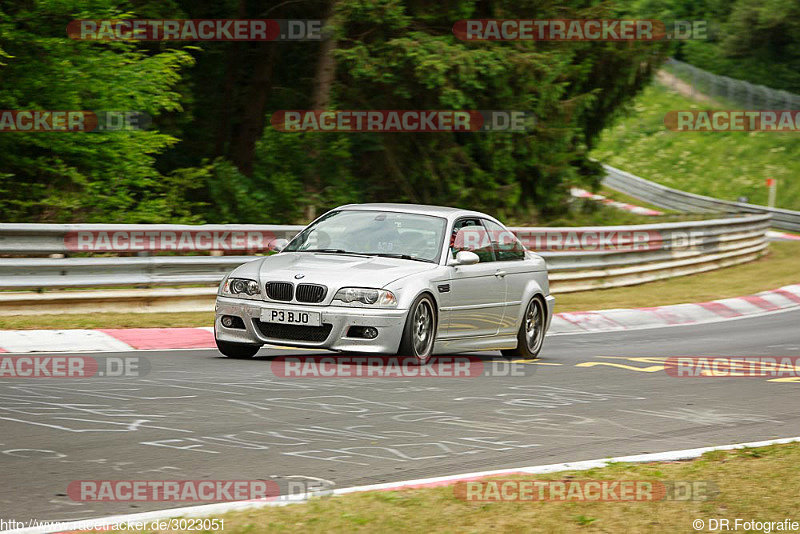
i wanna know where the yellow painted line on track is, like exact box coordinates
[574,356,800,384]
[575,356,669,372]
[576,361,665,372]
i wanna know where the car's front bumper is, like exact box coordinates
[214,296,407,353]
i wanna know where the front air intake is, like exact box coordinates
[295,283,327,303]
[266,281,293,301]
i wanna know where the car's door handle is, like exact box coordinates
[495,270,507,277]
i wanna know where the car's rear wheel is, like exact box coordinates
[216,338,261,359]
[501,296,545,359]
[398,294,436,364]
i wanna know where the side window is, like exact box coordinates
[482,219,525,261]
[450,218,495,263]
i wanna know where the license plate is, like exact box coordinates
[261,308,321,326]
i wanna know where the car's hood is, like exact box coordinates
[235,252,437,288]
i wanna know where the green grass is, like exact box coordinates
[556,240,799,312]
[111,442,800,533]
[508,197,704,228]
[593,82,800,210]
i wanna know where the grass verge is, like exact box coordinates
[113,442,800,533]
[593,82,800,210]
[555,240,799,312]
[509,197,703,227]
[1,241,797,330]
[596,187,680,215]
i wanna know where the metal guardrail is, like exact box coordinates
[0,223,305,255]
[0,256,248,288]
[531,215,770,292]
[602,164,800,232]
[0,215,770,298]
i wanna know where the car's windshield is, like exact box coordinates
[284,210,447,263]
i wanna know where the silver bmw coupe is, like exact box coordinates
[214,203,554,363]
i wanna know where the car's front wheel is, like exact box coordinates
[398,294,436,364]
[502,296,545,359]
[216,338,261,359]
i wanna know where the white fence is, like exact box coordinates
[663,58,800,110]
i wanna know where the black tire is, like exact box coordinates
[216,338,261,359]
[501,296,546,359]
[397,294,437,364]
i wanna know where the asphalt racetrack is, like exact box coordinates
[2,309,800,522]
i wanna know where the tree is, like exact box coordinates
[0,0,666,224]
[0,0,198,222]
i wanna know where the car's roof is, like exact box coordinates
[335,203,492,220]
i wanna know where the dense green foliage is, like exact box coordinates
[630,0,800,93]
[2,0,666,223]
[0,0,202,222]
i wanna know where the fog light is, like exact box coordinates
[363,327,378,339]
[221,315,245,329]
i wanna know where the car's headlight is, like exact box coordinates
[220,277,261,299]
[333,287,397,307]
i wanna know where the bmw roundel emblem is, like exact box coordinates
[294,274,305,279]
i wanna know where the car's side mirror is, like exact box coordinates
[448,250,480,266]
[270,238,289,252]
